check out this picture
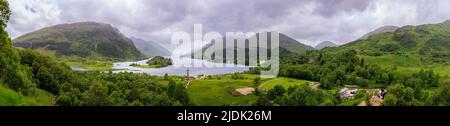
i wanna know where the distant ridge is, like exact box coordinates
[315,41,338,50]
[189,32,316,64]
[358,25,400,40]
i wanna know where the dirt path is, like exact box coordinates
[358,96,383,106]
[185,76,204,89]
[309,83,320,89]
[370,96,383,106]
[358,101,367,106]
[257,82,267,91]
[185,80,192,89]
[235,87,255,95]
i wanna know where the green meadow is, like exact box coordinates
[187,74,314,106]
[259,77,312,91]
[187,74,261,106]
[363,54,450,79]
[187,79,258,106]
[34,48,114,71]
[0,82,54,106]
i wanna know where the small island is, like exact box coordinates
[131,56,173,68]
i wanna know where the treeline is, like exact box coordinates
[57,72,190,106]
[3,46,191,106]
[18,49,191,106]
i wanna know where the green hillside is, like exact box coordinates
[13,22,145,60]
[336,20,450,59]
[0,82,55,106]
[278,33,316,54]
[325,20,450,77]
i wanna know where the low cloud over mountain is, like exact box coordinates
[7,0,450,46]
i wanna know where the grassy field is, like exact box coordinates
[363,54,422,67]
[0,82,55,106]
[363,54,450,79]
[34,48,114,71]
[187,74,263,106]
[188,79,258,106]
[135,65,164,68]
[187,74,315,106]
[259,77,312,91]
[64,58,113,71]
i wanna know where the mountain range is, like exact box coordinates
[11,20,450,65]
[315,41,338,50]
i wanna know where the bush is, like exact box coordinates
[81,81,112,106]
[380,43,400,52]
[275,85,334,106]
[267,85,286,100]
[433,82,450,106]
[147,56,172,67]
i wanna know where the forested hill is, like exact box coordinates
[189,32,316,65]
[274,21,450,106]
[326,20,450,64]
[13,22,145,60]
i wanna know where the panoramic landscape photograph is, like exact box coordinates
[1,0,450,110]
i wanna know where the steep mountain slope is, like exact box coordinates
[338,20,450,57]
[358,25,400,40]
[13,22,144,60]
[189,32,315,64]
[130,37,171,56]
[315,41,338,50]
[278,33,316,54]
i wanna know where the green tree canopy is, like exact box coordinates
[0,0,11,28]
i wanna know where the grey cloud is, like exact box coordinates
[6,0,450,46]
[313,0,374,17]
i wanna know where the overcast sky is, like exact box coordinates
[6,0,450,46]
